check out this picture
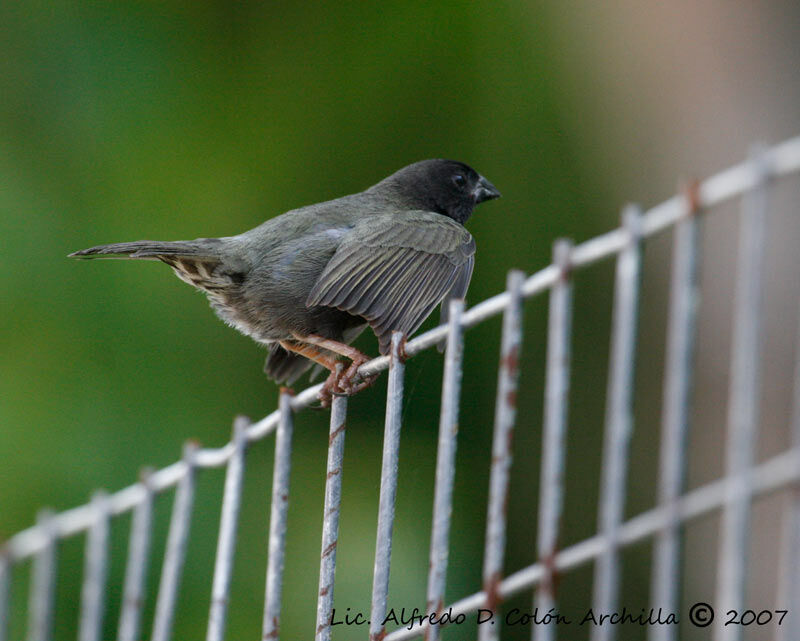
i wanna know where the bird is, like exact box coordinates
[70,159,500,405]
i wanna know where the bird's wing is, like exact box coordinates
[306,212,475,354]
[436,254,475,351]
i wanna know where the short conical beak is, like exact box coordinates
[473,176,501,203]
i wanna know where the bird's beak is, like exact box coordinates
[473,176,501,203]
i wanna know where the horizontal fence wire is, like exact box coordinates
[3,135,800,641]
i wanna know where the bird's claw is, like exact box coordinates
[317,358,378,408]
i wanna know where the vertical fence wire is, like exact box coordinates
[78,492,110,641]
[151,441,199,641]
[262,391,295,641]
[369,332,407,641]
[478,270,525,641]
[649,191,701,641]
[315,393,348,641]
[0,551,8,641]
[424,298,466,641]
[591,205,644,641]
[776,299,800,641]
[206,417,249,641]
[117,468,155,641]
[26,510,57,641]
[713,151,769,641]
[534,240,574,641]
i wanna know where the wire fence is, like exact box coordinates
[3,136,800,641]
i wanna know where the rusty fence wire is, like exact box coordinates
[4,137,800,641]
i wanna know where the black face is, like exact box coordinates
[384,159,501,224]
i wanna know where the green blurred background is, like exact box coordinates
[2,2,800,640]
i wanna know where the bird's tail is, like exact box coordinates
[69,240,216,260]
[69,239,241,291]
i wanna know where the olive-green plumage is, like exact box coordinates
[70,159,500,388]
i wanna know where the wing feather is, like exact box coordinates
[307,212,475,354]
[437,254,475,350]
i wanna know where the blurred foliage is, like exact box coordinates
[0,2,661,640]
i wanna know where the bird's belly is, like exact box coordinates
[205,291,280,345]
[205,286,366,348]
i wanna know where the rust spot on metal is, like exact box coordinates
[322,539,338,558]
[506,389,517,408]
[539,548,562,597]
[263,617,280,639]
[502,345,520,374]
[370,628,387,641]
[317,621,329,634]
[319,585,329,596]
[425,597,443,615]
[328,422,346,446]
[683,178,702,217]
[279,386,296,396]
[555,243,573,280]
[327,467,341,479]
[483,571,502,612]
[395,333,409,364]
[280,493,288,502]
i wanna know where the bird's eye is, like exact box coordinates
[452,174,466,188]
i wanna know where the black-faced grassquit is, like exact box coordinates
[70,160,500,405]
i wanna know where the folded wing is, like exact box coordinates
[306,212,475,354]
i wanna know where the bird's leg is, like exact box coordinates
[292,333,369,362]
[278,339,340,371]
[293,333,378,395]
[278,340,343,407]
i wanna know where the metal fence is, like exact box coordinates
[3,137,800,641]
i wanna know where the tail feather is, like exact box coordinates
[264,343,315,384]
[69,239,244,292]
[69,240,214,259]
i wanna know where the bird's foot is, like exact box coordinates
[318,369,342,409]
[316,357,377,408]
[336,356,378,395]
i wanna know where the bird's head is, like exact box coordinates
[376,159,501,224]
